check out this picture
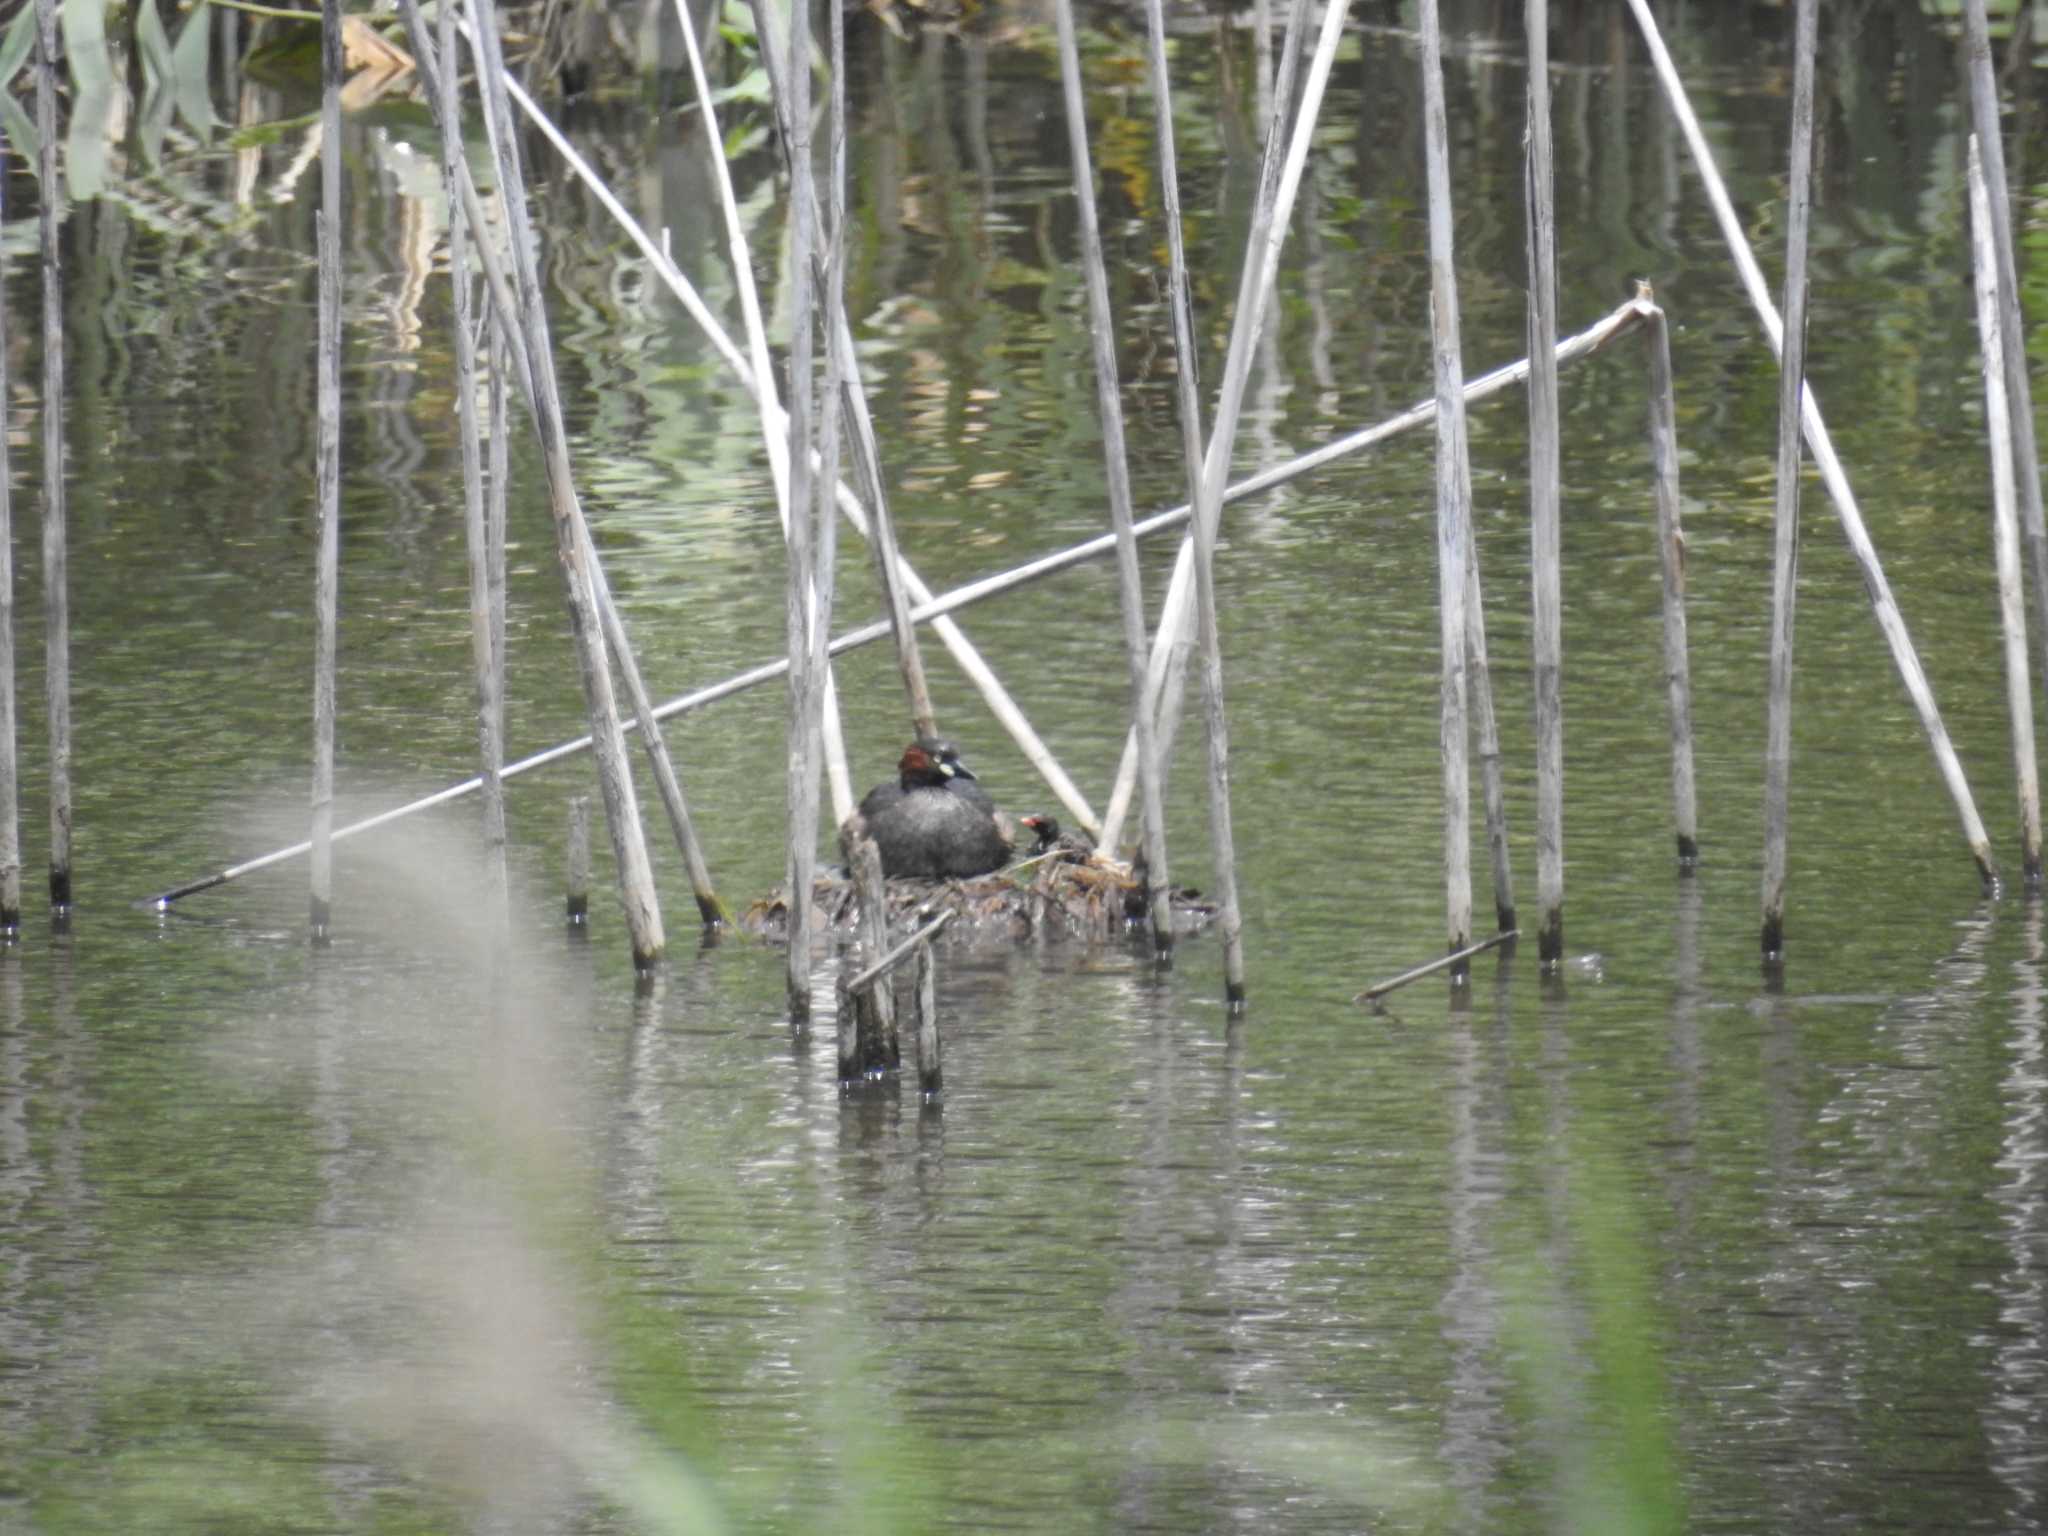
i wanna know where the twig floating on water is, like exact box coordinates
[1356,931,1519,1007]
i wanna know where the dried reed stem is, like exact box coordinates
[1144,0,1245,1004]
[34,0,69,914]
[1971,136,2042,886]
[1526,0,1564,966]
[1053,0,1174,951]
[1625,0,1997,890]
[1761,0,1816,962]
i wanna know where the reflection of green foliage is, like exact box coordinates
[1502,1155,1684,1536]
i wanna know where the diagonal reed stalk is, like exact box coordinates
[505,47,1087,833]
[1143,0,1245,1003]
[139,300,1656,911]
[1052,0,1174,952]
[464,0,666,968]
[1761,0,1816,963]
[1623,0,1997,890]
[1096,0,1347,854]
[1962,0,2048,741]
[436,0,509,938]
[1970,137,2042,887]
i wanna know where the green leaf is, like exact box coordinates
[136,0,175,92]
[0,5,38,94]
[171,0,217,143]
[0,92,38,171]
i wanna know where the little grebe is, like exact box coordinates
[855,738,1013,878]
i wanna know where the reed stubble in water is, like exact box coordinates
[310,0,343,946]
[1963,1,2048,740]
[1642,296,1699,869]
[33,0,68,914]
[1052,0,1173,953]
[0,164,22,932]
[1526,0,1564,966]
[463,0,664,968]
[843,831,896,1081]
[1761,0,1816,963]
[1970,137,2043,886]
[1143,0,1244,1005]
[566,794,590,925]
[1420,0,1475,973]
[1624,0,1998,892]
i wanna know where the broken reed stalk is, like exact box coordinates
[1053,0,1174,953]
[1761,0,1816,964]
[1464,543,1514,934]
[1526,0,1565,966]
[1971,137,2043,886]
[310,0,342,946]
[1144,0,1245,1006]
[1963,0,2048,729]
[436,0,508,934]
[844,831,897,1080]
[1624,0,1998,889]
[1356,929,1518,1006]
[913,934,941,1096]
[1641,292,1699,867]
[782,0,824,1024]
[845,905,954,994]
[0,168,19,932]
[34,0,69,914]
[1098,0,1348,854]
[511,39,1087,836]
[140,300,1661,912]
[566,792,590,923]
[1420,0,1476,973]
[464,0,665,968]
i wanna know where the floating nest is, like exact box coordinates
[741,847,1218,946]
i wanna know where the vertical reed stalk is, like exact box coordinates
[1642,296,1699,867]
[1761,0,1816,963]
[1971,136,2043,886]
[0,168,19,933]
[1420,0,1474,973]
[33,0,69,914]
[310,0,342,945]
[1464,545,1514,933]
[1526,0,1565,966]
[505,53,1083,830]
[464,0,665,968]
[1625,0,1997,890]
[1098,0,1346,853]
[1963,0,2048,725]
[1053,0,1174,951]
[566,793,591,923]
[782,0,823,1022]
[913,935,940,1096]
[1144,0,1244,1004]
[846,832,894,1080]
[436,0,508,933]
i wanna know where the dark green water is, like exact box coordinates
[4,1,2048,1530]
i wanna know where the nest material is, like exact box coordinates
[740,848,1217,945]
